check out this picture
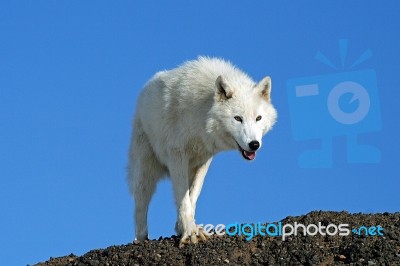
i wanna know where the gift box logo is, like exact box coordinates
[287,39,381,168]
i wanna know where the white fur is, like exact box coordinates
[127,57,277,242]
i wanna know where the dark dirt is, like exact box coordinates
[34,211,400,266]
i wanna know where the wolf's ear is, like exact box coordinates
[257,76,272,101]
[215,75,233,101]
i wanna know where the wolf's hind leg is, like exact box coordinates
[128,118,166,241]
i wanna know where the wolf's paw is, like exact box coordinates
[178,227,209,248]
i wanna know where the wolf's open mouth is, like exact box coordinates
[236,143,256,160]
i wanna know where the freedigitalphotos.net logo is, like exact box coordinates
[195,222,384,241]
[286,39,382,168]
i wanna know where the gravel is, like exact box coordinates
[34,211,400,266]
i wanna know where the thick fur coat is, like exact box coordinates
[128,57,277,245]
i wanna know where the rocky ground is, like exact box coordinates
[34,211,400,266]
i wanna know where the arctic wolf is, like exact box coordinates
[127,57,277,245]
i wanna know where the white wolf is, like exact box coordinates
[127,57,277,245]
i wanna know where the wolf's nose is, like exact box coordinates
[249,141,260,151]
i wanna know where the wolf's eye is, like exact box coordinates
[256,115,262,121]
[234,116,243,123]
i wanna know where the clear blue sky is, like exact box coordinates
[1,1,399,265]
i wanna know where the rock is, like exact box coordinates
[33,211,400,266]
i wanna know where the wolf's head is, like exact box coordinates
[207,75,277,160]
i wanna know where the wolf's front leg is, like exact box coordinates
[169,155,207,246]
[189,157,212,217]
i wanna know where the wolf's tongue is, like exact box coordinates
[244,150,256,160]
